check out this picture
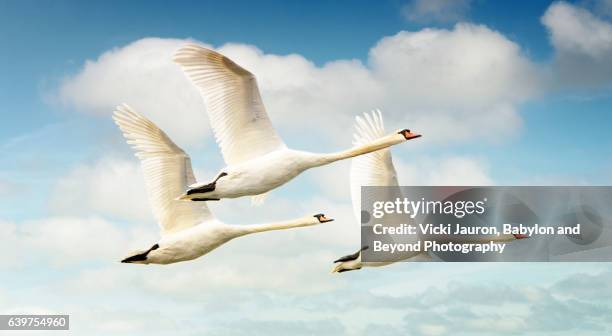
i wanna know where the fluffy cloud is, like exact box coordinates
[371,24,537,142]
[20,216,136,266]
[57,24,539,146]
[552,268,612,301]
[0,220,21,268]
[0,216,152,268]
[402,0,472,24]
[357,270,612,335]
[48,157,152,223]
[57,38,209,145]
[542,1,612,88]
[398,156,493,186]
[65,265,612,335]
[543,2,612,59]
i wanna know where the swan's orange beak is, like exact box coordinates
[315,214,334,223]
[320,215,334,223]
[513,233,530,240]
[399,129,421,140]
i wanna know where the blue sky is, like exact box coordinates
[1,0,612,335]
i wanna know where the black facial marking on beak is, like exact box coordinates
[398,129,422,140]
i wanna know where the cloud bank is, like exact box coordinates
[402,0,473,24]
[543,1,612,89]
[58,23,540,147]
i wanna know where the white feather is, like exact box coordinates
[112,104,213,235]
[173,44,287,166]
[350,109,399,222]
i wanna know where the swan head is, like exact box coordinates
[398,129,421,140]
[314,213,334,223]
[332,246,368,273]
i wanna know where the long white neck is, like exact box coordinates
[309,133,405,167]
[231,216,319,237]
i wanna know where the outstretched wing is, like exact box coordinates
[350,110,399,222]
[174,44,286,166]
[113,104,213,235]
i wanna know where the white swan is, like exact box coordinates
[332,110,528,273]
[173,44,421,203]
[113,105,334,265]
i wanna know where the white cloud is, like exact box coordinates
[402,0,472,24]
[417,324,447,336]
[543,2,612,58]
[424,157,493,186]
[396,156,493,186]
[57,38,209,145]
[0,220,21,269]
[0,215,153,269]
[370,24,537,142]
[542,1,612,88]
[49,156,152,223]
[306,160,351,201]
[57,24,539,146]
[0,178,18,198]
[20,216,132,266]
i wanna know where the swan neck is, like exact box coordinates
[314,134,403,166]
[235,217,316,236]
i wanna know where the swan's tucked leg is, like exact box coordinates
[179,172,227,201]
[187,173,226,195]
[121,243,159,263]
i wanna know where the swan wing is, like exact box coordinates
[174,44,286,166]
[350,110,399,222]
[113,104,213,235]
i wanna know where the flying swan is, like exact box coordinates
[332,110,528,273]
[113,105,334,265]
[173,44,422,203]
